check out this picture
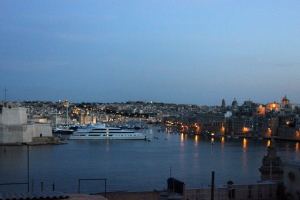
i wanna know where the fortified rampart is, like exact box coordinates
[0,107,27,125]
[0,107,52,144]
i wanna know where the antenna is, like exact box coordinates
[4,86,7,103]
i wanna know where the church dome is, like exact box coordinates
[231,98,238,107]
[281,95,289,104]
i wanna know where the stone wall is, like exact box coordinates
[0,125,29,143]
[1,107,27,125]
[185,182,279,200]
[32,136,60,143]
[34,123,52,138]
[0,123,52,143]
[104,191,160,200]
[0,107,52,144]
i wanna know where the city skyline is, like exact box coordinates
[0,91,296,107]
[1,1,300,105]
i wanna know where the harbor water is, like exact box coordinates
[1,126,300,194]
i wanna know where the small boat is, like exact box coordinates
[52,109,74,134]
[52,127,74,134]
[233,136,239,139]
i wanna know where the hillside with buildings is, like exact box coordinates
[1,95,300,143]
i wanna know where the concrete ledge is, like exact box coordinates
[0,142,22,146]
[98,191,160,200]
[32,136,60,144]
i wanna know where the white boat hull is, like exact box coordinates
[69,134,147,140]
[68,122,148,140]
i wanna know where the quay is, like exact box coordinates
[0,137,67,146]
[199,133,300,142]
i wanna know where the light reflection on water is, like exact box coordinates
[1,127,300,194]
[221,137,225,148]
[243,138,247,150]
[194,135,199,146]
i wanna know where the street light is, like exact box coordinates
[27,144,30,192]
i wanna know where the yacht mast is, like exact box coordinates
[64,99,69,128]
[56,108,58,128]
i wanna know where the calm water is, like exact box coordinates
[1,126,300,194]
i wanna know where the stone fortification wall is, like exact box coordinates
[0,123,52,143]
[32,136,60,143]
[0,107,52,144]
[33,123,52,138]
[0,125,30,143]
[1,107,27,125]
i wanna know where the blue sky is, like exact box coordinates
[1,1,300,106]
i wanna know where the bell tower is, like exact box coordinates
[221,99,226,108]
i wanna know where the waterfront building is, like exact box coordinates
[2,95,299,141]
[253,116,269,136]
[265,113,280,136]
[196,112,226,135]
[227,116,250,136]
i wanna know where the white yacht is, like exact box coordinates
[69,122,148,140]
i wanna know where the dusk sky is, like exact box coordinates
[1,1,300,106]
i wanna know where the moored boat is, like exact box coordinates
[69,122,148,140]
[52,127,74,134]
